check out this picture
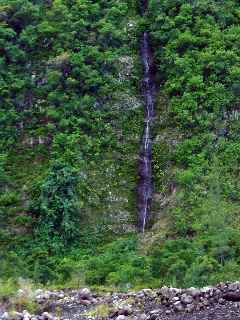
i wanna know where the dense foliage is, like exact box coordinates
[1,0,240,289]
[0,0,141,281]
[148,0,240,286]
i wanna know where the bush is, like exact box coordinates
[85,237,153,288]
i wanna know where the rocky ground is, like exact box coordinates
[1,283,240,320]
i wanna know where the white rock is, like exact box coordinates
[116,316,127,320]
[22,310,31,320]
[171,296,180,302]
[149,309,161,315]
[1,312,9,320]
[42,312,55,320]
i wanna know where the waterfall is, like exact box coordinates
[137,2,156,232]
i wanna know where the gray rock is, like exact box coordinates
[186,304,195,313]
[78,288,92,300]
[91,298,98,304]
[203,299,209,306]
[186,287,201,298]
[219,298,226,304]
[228,282,240,291]
[181,293,193,305]
[141,289,156,298]
[41,312,54,320]
[200,286,212,294]
[35,292,50,302]
[79,299,92,306]
[118,308,131,316]
[173,301,184,312]
[215,289,222,296]
[159,287,176,300]
[149,310,161,315]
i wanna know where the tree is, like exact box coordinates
[36,161,81,245]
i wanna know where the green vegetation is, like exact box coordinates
[148,0,240,286]
[1,0,240,291]
[0,0,141,285]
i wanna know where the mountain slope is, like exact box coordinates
[1,0,240,288]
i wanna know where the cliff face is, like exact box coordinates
[0,1,140,239]
[1,0,240,288]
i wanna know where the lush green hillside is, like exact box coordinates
[0,0,141,283]
[148,0,240,286]
[1,0,240,289]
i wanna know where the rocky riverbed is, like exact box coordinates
[1,283,240,320]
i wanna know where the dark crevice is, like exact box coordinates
[137,0,157,232]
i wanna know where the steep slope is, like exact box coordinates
[0,0,142,281]
[1,0,240,290]
[147,0,240,286]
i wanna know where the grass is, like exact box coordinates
[0,279,17,300]
[0,278,38,313]
[84,304,110,318]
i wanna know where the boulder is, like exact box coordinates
[181,294,193,305]
[79,299,91,306]
[186,304,195,313]
[118,306,132,316]
[78,288,91,300]
[159,287,176,300]
[186,287,201,298]
[173,301,184,312]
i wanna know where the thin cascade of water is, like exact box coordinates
[137,3,156,232]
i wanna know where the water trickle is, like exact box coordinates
[137,3,156,232]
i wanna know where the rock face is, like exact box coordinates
[2,282,240,320]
